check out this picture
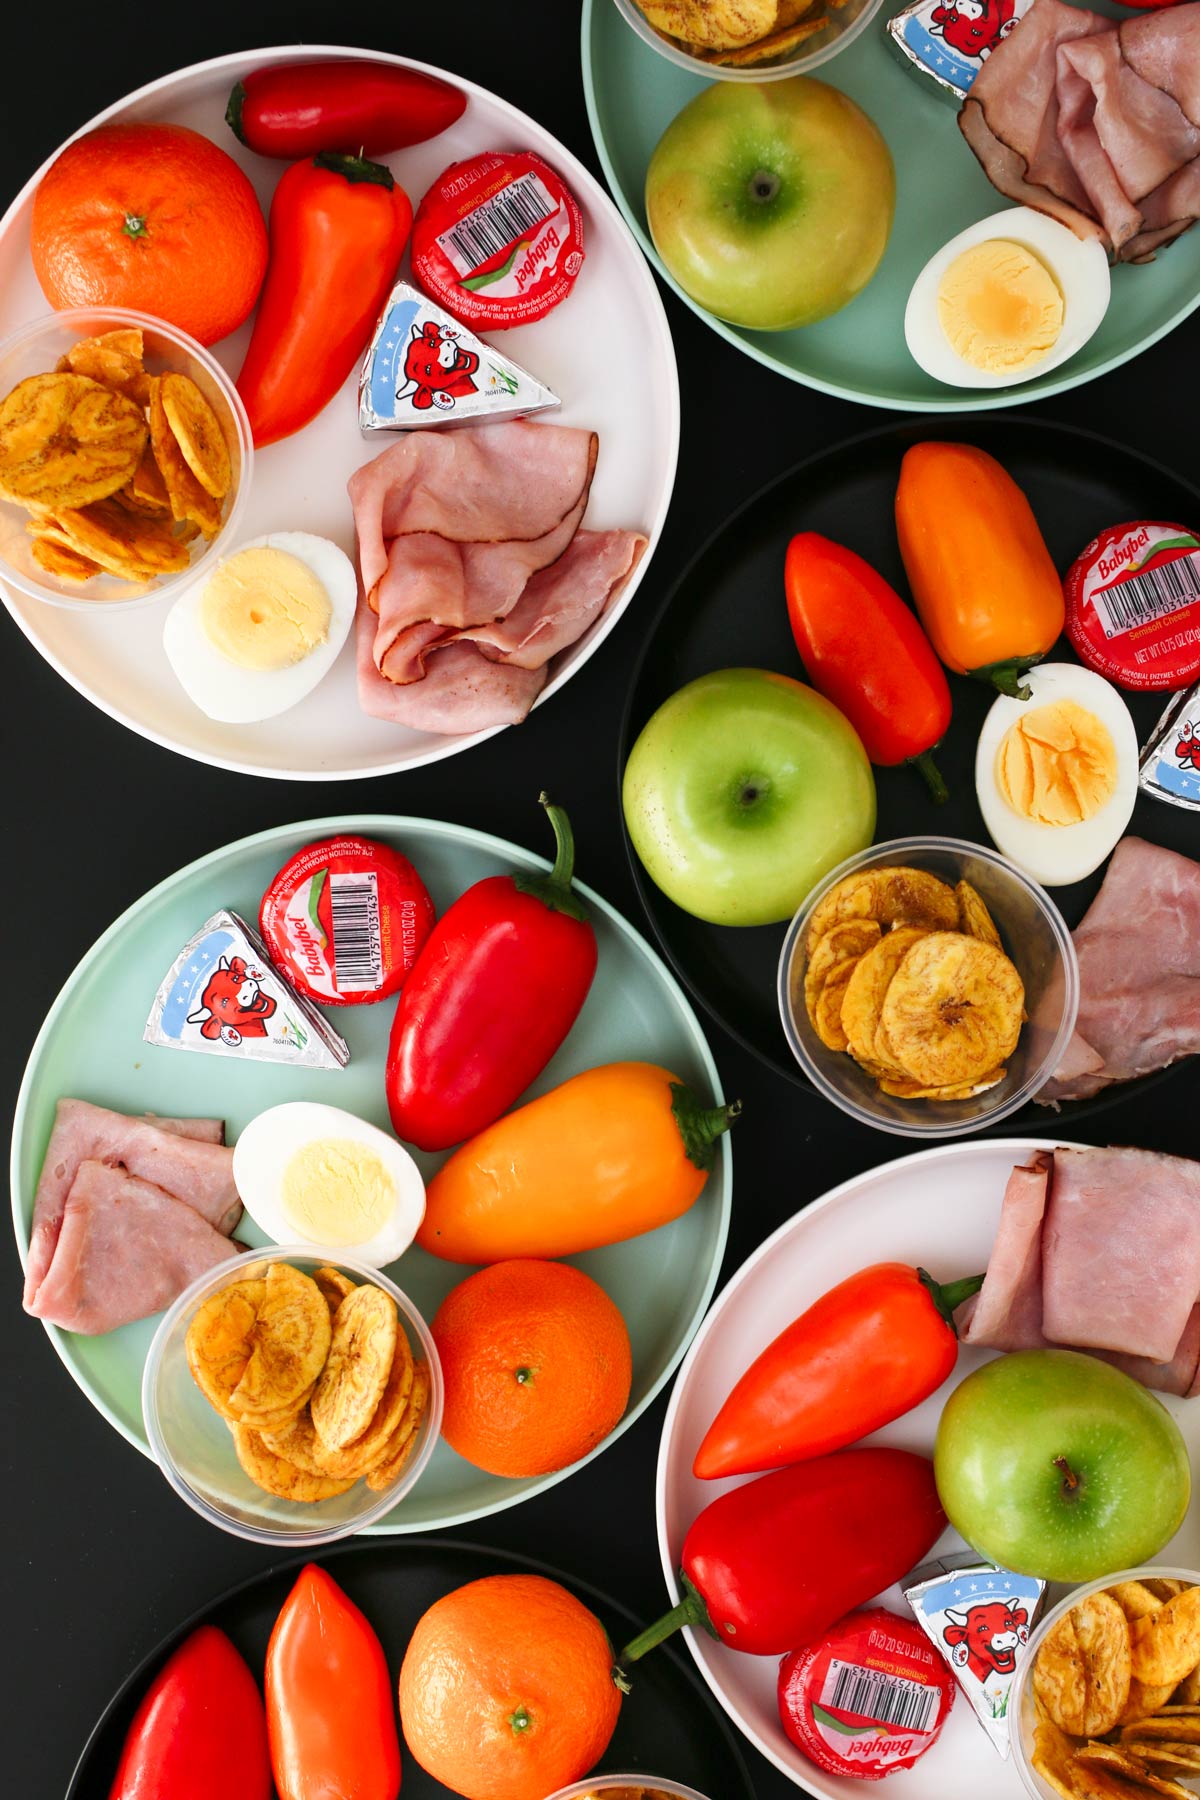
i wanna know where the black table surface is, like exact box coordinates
[4,6,1199,1797]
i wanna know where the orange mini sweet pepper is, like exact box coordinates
[895,441,1065,697]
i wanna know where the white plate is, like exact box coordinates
[656,1137,1200,1796]
[0,45,679,779]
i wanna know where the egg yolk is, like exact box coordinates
[937,240,1064,373]
[996,700,1118,825]
[280,1138,395,1246]
[201,546,331,671]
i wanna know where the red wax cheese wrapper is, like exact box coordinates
[412,150,585,329]
[260,837,435,1007]
[778,1606,955,1781]
[1066,520,1200,691]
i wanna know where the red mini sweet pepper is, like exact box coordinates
[226,60,465,158]
[236,152,412,446]
[694,1263,984,1480]
[785,531,953,802]
[387,792,598,1152]
[107,1624,271,1800]
[266,1564,400,1800]
[620,1448,946,1661]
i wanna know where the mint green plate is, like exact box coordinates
[11,816,731,1534]
[582,0,1200,410]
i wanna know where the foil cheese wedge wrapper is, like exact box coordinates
[359,279,560,431]
[144,910,350,1069]
[886,0,1034,100]
[903,1554,1046,1754]
[1139,682,1200,810]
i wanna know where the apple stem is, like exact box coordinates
[918,1268,985,1334]
[1054,1454,1081,1496]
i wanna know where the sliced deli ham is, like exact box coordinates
[960,0,1200,260]
[958,1154,1052,1351]
[1039,837,1200,1104]
[347,420,646,736]
[27,1161,242,1335]
[23,1099,241,1313]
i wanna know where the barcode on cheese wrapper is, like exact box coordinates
[329,871,383,992]
[821,1658,941,1733]
[436,173,557,277]
[1093,550,1200,640]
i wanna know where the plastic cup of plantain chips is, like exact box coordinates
[608,0,887,79]
[0,306,251,610]
[777,834,1079,1139]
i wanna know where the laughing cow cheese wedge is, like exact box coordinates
[904,1555,1047,1755]
[359,281,560,431]
[144,910,349,1070]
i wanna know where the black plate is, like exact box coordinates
[66,1539,755,1800]
[619,416,1199,1121]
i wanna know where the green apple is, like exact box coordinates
[622,667,875,927]
[934,1350,1191,1582]
[644,77,895,331]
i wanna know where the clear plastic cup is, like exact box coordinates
[0,306,251,610]
[1010,1566,1200,1798]
[142,1248,442,1547]
[777,835,1080,1139]
[548,1779,712,1800]
[610,0,885,79]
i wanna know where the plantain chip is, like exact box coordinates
[227,1261,331,1423]
[160,371,231,500]
[1132,1592,1200,1690]
[1033,1719,1086,1800]
[877,1066,1006,1101]
[1127,1743,1200,1773]
[54,499,190,578]
[1173,1665,1200,1705]
[1034,1590,1132,1739]
[119,443,172,515]
[1147,1582,1192,1603]
[805,865,959,955]
[29,535,99,581]
[1124,1717,1200,1744]
[0,372,146,511]
[701,14,827,59]
[1074,1742,1194,1798]
[63,332,151,407]
[232,1425,357,1503]
[1118,1678,1180,1728]
[366,1360,431,1492]
[311,1284,398,1451]
[635,0,777,48]
[149,374,221,535]
[956,878,1004,950]
[306,1328,415,1479]
[1114,1584,1170,1624]
[841,925,928,1069]
[881,931,1024,1087]
[313,1266,357,1322]
[186,1278,268,1420]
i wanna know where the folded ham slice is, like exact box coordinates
[27,1161,242,1334]
[23,1099,240,1313]
[1041,1146,1200,1362]
[347,421,646,736]
[960,0,1200,260]
[1039,838,1200,1104]
[955,1145,1200,1392]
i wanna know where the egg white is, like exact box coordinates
[232,1102,425,1268]
[163,531,357,723]
[905,207,1111,390]
[975,662,1138,887]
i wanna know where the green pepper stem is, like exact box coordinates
[620,1583,713,1665]
[512,793,590,922]
[909,750,949,805]
[969,653,1048,701]
[312,149,394,189]
[225,81,247,143]
[671,1085,742,1174]
[918,1267,985,1334]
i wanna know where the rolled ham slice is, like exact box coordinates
[27,1161,242,1335]
[958,1155,1052,1350]
[23,1099,240,1313]
[1091,1304,1200,1397]
[1041,1146,1200,1362]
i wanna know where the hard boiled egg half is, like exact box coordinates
[975,663,1138,887]
[233,1102,425,1267]
[163,531,356,722]
[906,207,1110,389]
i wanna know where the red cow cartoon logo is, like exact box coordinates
[397,320,480,414]
[1176,721,1200,771]
[929,0,1017,61]
[186,955,277,1046]
[942,1600,1030,1684]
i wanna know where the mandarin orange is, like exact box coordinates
[399,1573,622,1800]
[431,1259,633,1478]
[31,124,267,347]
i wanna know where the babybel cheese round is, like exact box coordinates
[260,836,435,1007]
[778,1606,955,1781]
[1066,520,1200,691]
[411,150,585,329]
